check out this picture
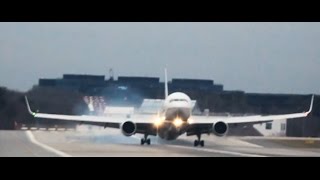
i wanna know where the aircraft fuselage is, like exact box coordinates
[157,92,192,140]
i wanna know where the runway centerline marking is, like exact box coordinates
[25,131,72,157]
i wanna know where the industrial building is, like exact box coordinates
[36,73,319,137]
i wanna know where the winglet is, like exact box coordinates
[25,96,36,116]
[306,95,314,115]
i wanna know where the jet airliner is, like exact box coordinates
[25,69,314,147]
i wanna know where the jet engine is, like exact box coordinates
[212,121,228,137]
[120,121,137,136]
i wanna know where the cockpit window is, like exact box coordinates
[169,99,188,103]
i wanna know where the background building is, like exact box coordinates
[36,73,319,137]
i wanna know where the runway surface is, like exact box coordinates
[0,131,60,157]
[1,127,320,157]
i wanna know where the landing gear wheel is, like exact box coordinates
[141,139,145,145]
[146,139,151,145]
[194,134,204,147]
[141,134,150,145]
[194,140,199,147]
[200,140,204,147]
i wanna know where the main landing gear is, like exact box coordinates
[141,134,151,145]
[194,134,204,147]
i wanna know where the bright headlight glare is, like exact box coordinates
[154,118,164,127]
[173,118,183,127]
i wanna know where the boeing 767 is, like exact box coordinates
[25,69,314,147]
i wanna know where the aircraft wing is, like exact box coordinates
[25,95,314,136]
[25,96,159,135]
[25,96,158,123]
[190,95,314,125]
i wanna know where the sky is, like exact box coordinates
[0,22,319,94]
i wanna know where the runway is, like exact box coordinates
[0,131,61,157]
[1,127,320,157]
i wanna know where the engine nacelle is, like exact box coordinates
[120,121,137,136]
[212,121,228,137]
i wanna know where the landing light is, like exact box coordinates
[173,118,183,127]
[154,118,165,127]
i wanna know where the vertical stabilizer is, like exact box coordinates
[164,68,168,98]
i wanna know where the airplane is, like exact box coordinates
[25,69,314,147]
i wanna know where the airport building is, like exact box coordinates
[39,74,225,106]
[36,74,320,137]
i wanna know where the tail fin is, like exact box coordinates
[164,68,168,99]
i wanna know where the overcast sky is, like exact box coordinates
[0,22,319,94]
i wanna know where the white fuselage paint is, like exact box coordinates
[162,92,192,120]
[157,92,193,140]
